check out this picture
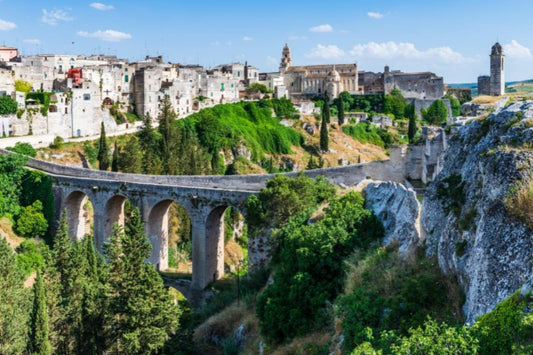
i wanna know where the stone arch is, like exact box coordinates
[147,199,192,271]
[204,204,247,284]
[103,195,129,240]
[103,97,113,106]
[64,190,94,241]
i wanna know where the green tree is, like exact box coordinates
[339,91,354,111]
[105,208,181,354]
[15,79,32,96]
[256,192,383,342]
[30,271,51,355]
[118,135,142,173]
[97,122,110,170]
[137,113,162,174]
[0,95,18,115]
[0,154,28,217]
[323,94,330,124]
[15,200,48,238]
[406,104,418,143]
[158,95,179,174]
[0,236,31,354]
[246,83,269,93]
[384,89,406,119]
[445,95,461,117]
[337,94,345,126]
[111,141,119,172]
[422,99,448,125]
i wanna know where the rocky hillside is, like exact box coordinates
[423,101,533,323]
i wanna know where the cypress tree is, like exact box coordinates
[30,271,51,355]
[158,95,178,174]
[323,94,330,124]
[408,113,417,143]
[337,94,345,126]
[118,136,142,173]
[137,113,162,174]
[105,208,180,354]
[111,141,119,172]
[320,94,330,152]
[0,236,31,354]
[97,122,110,171]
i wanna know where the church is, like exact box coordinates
[273,43,444,101]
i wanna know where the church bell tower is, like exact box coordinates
[280,43,292,74]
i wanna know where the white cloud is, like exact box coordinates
[367,12,384,19]
[0,19,16,31]
[350,41,470,64]
[210,41,220,46]
[90,2,114,11]
[243,36,253,41]
[77,29,132,42]
[307,44,345,59]
[504,40,532,58]
[225,41,232,46]
[309,24,333,33]
[23,39,41,45]
[41,9,73,26]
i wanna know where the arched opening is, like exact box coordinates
[65,191,94,241]
[103,195,128,240]
[205,206,248,283]
[148,200,191,272]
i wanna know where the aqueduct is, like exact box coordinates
[4,147,409,290]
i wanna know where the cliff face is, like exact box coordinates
[422,101,533,323]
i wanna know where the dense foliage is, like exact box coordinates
[422,99,448,125]
[342,122,396,149]
[256,192,383,342]
[0,95,18,115]
[339,246,465,352]
[6,142,37,157]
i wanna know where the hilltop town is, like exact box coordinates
[0,43,455,143]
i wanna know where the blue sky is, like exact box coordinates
[1,0,533,83]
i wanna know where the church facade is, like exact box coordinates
[275,43,444,101]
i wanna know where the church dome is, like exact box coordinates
[327,67,340,81]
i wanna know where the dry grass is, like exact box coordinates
[224,239,244,269]
[505,175,533,228]
[194,303,260,354]
[267,332,332,355]
[0,217,24,249]
[471,95,504,104]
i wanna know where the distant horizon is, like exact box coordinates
[2,0,533,83]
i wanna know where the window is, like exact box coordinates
[237,71,241,77]
[231,83,234,88]
[83,94,91,100]
[125,68,128,72]
[125,75,129,83]
[221,83,225,91]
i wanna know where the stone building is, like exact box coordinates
[279,43,360,101]
[0,46,19,62]
[273,43,443,101]
[477,43,505,96]
[359,66,444,100]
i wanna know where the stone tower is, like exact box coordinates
[280,43,292,74]
[490,42,505,96]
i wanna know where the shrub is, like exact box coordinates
[473,292,533,355]
[505,174,533,228]
[15,200,48,238]
[342,122,396,149]
[0,95,18,115]
[6,142,36,157]
[49,136,64,149]
[422,99,448,125]
[15,239,47,277]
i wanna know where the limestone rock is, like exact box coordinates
[423,101,533,323]
[364,181,421,253]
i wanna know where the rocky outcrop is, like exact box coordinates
[364,181,422,253]
[423,101,533,323]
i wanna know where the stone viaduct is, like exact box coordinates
[5,148,411,291]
